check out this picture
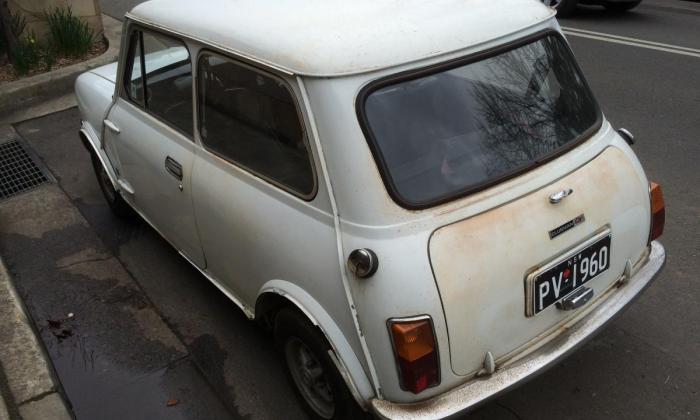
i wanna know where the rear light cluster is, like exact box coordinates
[388,317,439,394]
[649,182,665,243]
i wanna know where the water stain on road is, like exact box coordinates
[188,334,245,418]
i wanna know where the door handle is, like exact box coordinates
[165,156,183,181]
[104,119,120,134]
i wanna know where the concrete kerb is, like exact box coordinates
[0,14,122,118]
[0,255,72,420]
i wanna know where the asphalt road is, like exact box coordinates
[4,1,700,419]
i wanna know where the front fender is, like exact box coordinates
[257,280,374,408]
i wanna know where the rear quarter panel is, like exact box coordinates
[310,60,650,400]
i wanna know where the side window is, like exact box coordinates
[197,53,315,197]
[123,29,193,136]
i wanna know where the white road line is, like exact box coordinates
[562,26,700,58]
[563,26,700,53]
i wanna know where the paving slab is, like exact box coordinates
[18,393,72,420]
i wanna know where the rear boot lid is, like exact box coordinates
[429,146,650,376]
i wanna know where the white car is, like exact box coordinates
[75,0,666,418]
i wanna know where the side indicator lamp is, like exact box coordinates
[388,316,439,394]
[649,182,665,243]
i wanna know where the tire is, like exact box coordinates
[604,0,642,12]
[274,308,366,420]
[90,153,133,218]
[555,0,579,17]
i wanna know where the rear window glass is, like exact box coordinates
[360,34,600,208]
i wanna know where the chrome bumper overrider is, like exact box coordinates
[371,241,666,420]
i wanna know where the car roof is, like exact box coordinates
[127,0,555,77]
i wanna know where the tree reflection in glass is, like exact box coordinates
[363,34,600,207]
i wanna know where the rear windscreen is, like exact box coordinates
[361,34,600,207]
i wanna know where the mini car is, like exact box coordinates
[75,0,666,418]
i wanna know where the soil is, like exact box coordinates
[0,38,107,84]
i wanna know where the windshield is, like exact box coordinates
[360,33,601,208]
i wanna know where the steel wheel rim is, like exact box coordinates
[284,337,335,419]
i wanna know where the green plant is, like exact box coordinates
[45,6,94,57]
[10,10,26,37]
[43,47,55,71]
[12,32,40,75]
[0,10,27,55]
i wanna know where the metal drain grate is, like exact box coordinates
[0,140,49,200]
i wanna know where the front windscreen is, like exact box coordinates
[361,34,600,207]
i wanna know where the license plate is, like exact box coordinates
[527,233,611,316]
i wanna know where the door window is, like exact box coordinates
[197,53,315,197]
[123,29,193,137]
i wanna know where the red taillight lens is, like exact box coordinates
[389,318,439,394]
[649,182,665,243]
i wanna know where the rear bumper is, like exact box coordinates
[371,241,666,420]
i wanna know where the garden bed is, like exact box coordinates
[0,13,121,121]
[0,37,107,84]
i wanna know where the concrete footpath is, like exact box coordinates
[0,121,234,419]
[0,9,235,416]
[0,257,72,420]
[0,12,121,420]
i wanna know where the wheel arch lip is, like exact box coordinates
[256,280,375,409]
[79,123,119,190]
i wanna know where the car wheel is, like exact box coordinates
[604,0,642,12]
[274,308,366,420]
[90,154,132,218]
[555,0,579,17]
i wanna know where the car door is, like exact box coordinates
[191,52,339,307]
[103,27,205,267]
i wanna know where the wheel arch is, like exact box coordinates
[79,124,119,190]
[256,280,374,409]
